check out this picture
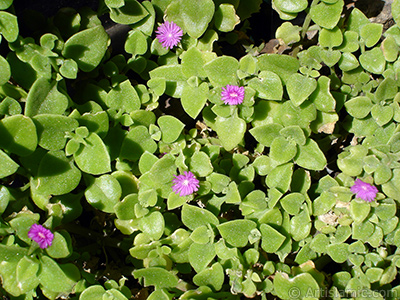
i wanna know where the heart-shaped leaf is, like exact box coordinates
[287,73,317,106]
[310,0,344,29]
[215,114,246,151]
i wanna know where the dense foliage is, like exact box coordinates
[1,0,400,299]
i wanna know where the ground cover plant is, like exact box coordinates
[1,0,400,299]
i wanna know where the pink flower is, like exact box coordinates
[172,171,200,197]
[28,224,54,249]
[221,85,245,105]
[155,21,183,49]
[350,179,378,202]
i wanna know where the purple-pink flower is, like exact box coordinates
[221,85,245,105]
[28,224,54,249]
[350,179,378,202]
[172,171,200,197]
[155,21,183,49]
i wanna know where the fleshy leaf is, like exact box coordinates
[62,25,109,72]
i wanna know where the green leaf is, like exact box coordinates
[214,4,240,32]
[106,79,141,113]
[120,125,157,161]
[309,76,336,112]
[125,29,148,56]
[295,139,326,171]
[260,224,286,253]
[247,71,283,101]
[319,26,343,48]
[60,59,78,79]
[257,54,299,84]
[204,55,239,86]
[181,46,210,78]
[359,47,386,74]
[0,114,37,156]
[193,262,224,291]
[287,73,317,107]
[217,219,257,247]
[371,104,393,126]
[276,22,301,45]
[360,23,383,48]
[0,54,10,86]
[189,242,216,272]
[270,136,297,165]
[62,25,109,72]
[338,52,359,71]
[189,151,213,177]
[344,96,372,119]
[16,255,40,296]
[182,204,219,231]
[274,272,320,299]
[74,132,111,175]
[166,0,215,39]
[266,162,293,193]
[382,36,399,62]
[181,82,209,119]
[274,0,307,13]
[85,174,122,213]
[139,211,164,240]
[310,0,344,29]
[0,245,32,297]
[250,123,283,147]
[38,256,80,295]
[0,0,13,10]
[35,150,81,196]
[33,115,79,151]
[79,286,106,300]
[0,149,19,179]
[109,0,149,24]
[290,209,312,241]
[0,11,18,42]
[280,192,305,215]
[45,230,72,259]
[25,78,69,117]
[215,114,246,151]
[158,115,185,143]
[133,267,178,289]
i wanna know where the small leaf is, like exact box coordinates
[360,23,383,48]
[109,0,149,25]
[158,115,185,143]
[287,73,317,106]
[274,0,308,13]
[181,83,208,119]
[309,76,336,112]
[319,26,343,48]
[120,125,157,161]
[0,149,18,179]
[35,150,81,196]
[215,114,246,151]
[247,71,283,101]
[85,174,122,213]
[62,25,109,72]
[270,136,297,165]
[344,96,372,119]
[25,78,69,117]
[189,242,216,272]
[74,132,111,175]
[106,79,141,113]
[0,12,18,42]
[193,262,224,291]
[214,4,240,32]
[266,162,293,193]
[125,30,148,56]
[204,55,239,87]
[139,211,164,240]
[0,114,37,156]
[0,54,10,86]
[217,219,257,247]
[310,0,344,29]
[166,0,215,39]
[295,139,327,171]
[359,47,386,74]
[133,267,178,289]
[257,53,299,84]
[182,204,219,231]
[260,224,286,253]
